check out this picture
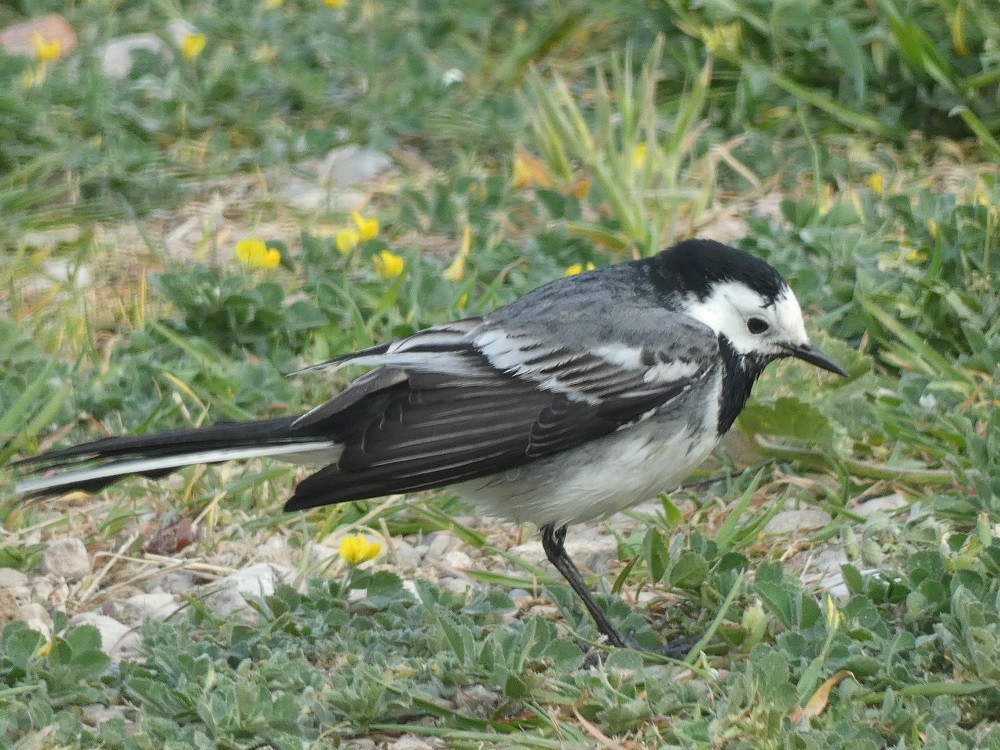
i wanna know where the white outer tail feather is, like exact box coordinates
[14,441,336,497]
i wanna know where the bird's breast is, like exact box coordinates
[455,371,724,527]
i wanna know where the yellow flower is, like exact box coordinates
[335,228,360,254]
[339,533,381,565]
[180,33,206,60]
[443,224,471,282]
[974,181,991,208]
[32,33,61,63]
[564,261,596,277]
[324,0,346,7]
[373,250,405,279]
[632,143,648,168]
[265,0,284,7]
[35,640,53,658]
[868,173,884,196]
[352,212,379,242]
[512,153,532,189]
[927,218,939,239]
[235,238,281,269]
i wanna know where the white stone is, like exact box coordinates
[120,592,180,623]
[440,576,469,594]
[315,145,394,187]
[855,494,908,517]
[390,540,422,569]
[146,571,196,594]
[165,19,197,46]
[100,34,171,78]
[424,532,461,560]
[256,535,296,567]
[80,703,127,728]
[386,736,443,750]
[43,538,91,582]
[203,563,297,616]
[511,530,619,575]
[764,508,833,534]
[455,684,500,716]
[0,567,29,598]
[70,613,141,660]
[442,550,473,572]
[19,603,52,639]
[31,575,69,606]
[307,543,339,568]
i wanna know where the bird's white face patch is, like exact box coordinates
[683,281,810,356]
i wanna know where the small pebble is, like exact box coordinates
[44,537,92,582]
[120,592,180,623]
[20,603,53,639]
[855,493,908,517]
[0,567,29,598]
[203,563,296,616]
[764,508,832,534]
[425,532,461,560]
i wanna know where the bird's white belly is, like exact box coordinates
[455,379,722,528]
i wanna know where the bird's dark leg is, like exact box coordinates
[540,523,628,648]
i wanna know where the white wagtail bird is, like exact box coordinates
[12,238,846,651]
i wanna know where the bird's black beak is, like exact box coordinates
[782,343,848,376]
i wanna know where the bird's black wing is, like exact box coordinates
[284,314,718,510]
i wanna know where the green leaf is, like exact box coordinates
[643,529,670,583]
[756,581,794,629]
[668,551,709,590]
[739,396,834,445]
[826,19,866,100]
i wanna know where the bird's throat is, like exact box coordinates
[716,335,771,435]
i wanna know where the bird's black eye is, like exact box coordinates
[747,317,769,334]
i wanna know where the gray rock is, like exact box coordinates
[120,592,180,623]
[316,145,394,187]
[203,563,296,616]
[425,532,461,560]
[80,703,127,728]
[455,684,500,716]
[442,550,473,572]
[165,19,197,46]
[855,493,908,517]
[147,571,196,594]
[19,603,53,639]
[44,538,91,582]
[256,535,295,567]
[440,576,470,594]
[100,34,171,78]
[512,530,619,575]
[764,508,833,534]
[386,736,443,750]
[0,567,29,598]
[391,540,422,569]
[31,575,69,607]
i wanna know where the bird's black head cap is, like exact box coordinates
[645,239,786,303]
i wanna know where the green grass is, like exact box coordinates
[2,0,1000,747]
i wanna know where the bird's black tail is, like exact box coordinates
[11,416,337,499]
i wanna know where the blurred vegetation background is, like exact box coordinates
[1,0,999,748]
